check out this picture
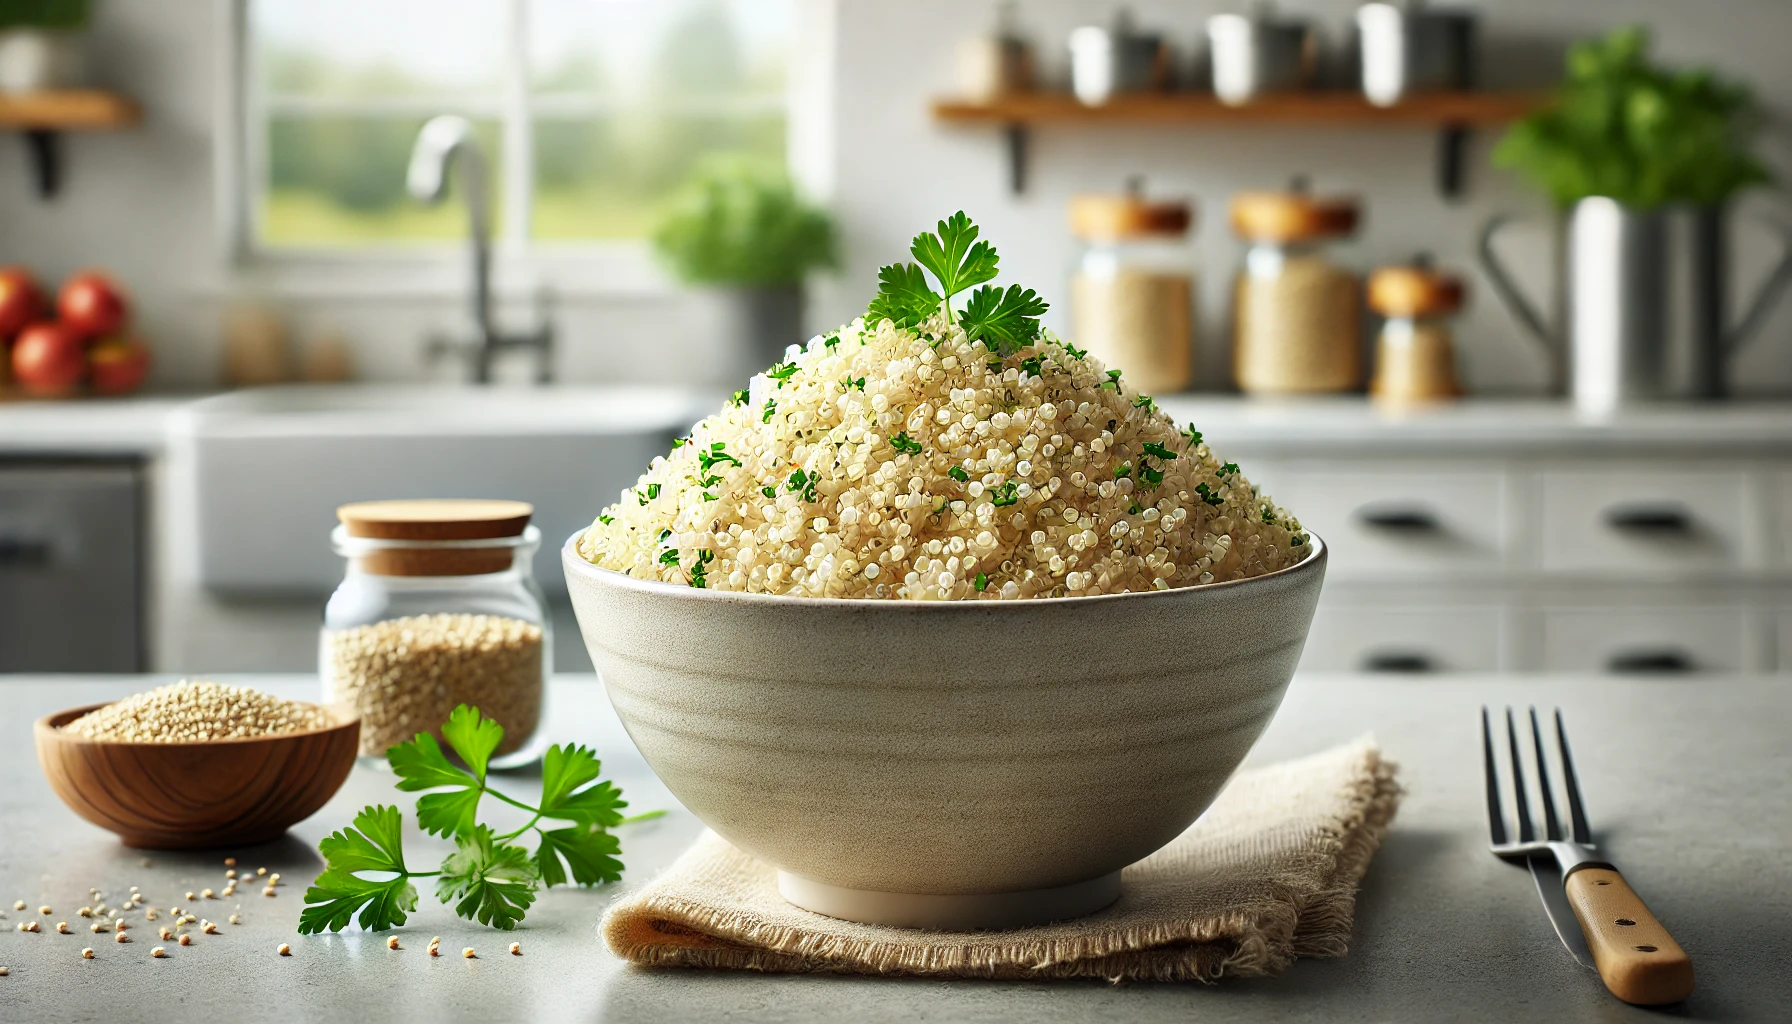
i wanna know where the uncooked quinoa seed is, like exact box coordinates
[62,680,333,743]
[578,312,1307,599]
[324,612,543,756]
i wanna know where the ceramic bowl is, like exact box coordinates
[564,534,1326,929]
[35,702,361,849]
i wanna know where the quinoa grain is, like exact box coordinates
[61,680,332,742]
[277,943,291,956]
[151,947,166,958]
[81,948,94,959]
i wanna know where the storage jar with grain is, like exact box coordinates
[321,500,548,766]
[1069,189,1196,395]
[1230,186,1363,394]
[1369,259,1466,404]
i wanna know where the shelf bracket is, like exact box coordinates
[1004,122,1028,195]
[1436,124,1469,201]
[23,130,60,199]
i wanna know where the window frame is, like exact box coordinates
[212,0,833,299]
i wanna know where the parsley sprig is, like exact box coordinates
[865,212,1048,354]
[298,706,660,934]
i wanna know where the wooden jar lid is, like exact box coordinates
[337,499,533,576]
[1369,266,1465,317]
[1070,193,1193,241]
[1229,190,1359,242]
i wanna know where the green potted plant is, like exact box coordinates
[1478,26,1792,407]
[652,155,836,375]
[0,0,89,93]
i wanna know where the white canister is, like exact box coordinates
[0,30,83,93]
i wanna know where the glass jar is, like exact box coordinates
[1368,259,1465,404]
[321,500,550,767]
[1069,188,1197,395]
[1230,185,1363,394]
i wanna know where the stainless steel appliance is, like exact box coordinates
[1479,197,1792,413]
[0,460,143,671]
[1355,1,1477,107]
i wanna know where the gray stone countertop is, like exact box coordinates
[1,673,1787,1023]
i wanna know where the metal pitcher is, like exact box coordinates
[1479,197,1792,412]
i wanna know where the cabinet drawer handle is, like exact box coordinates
[1355,505,1440,532]
[0,535,53,569]
[1606,649,1694,674]
[1603,504,1693,534]
[1361,650,1436,673]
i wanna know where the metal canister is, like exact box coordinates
[1069,11,1170,107]
[1355,1,1478,107]
[1207,4,1318,106]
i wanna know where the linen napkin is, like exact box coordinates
[602,737,1399,982]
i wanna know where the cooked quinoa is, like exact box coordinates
[63,680,334,742]
[577,311,1307,600]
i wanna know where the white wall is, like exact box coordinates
[1,0,1789,397]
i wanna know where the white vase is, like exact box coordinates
[0,30,85,93]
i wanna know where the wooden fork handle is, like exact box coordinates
[1564,866,1694,1005]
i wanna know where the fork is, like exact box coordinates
[1481,706,1694,1005]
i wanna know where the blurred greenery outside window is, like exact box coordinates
[249,0,791,249]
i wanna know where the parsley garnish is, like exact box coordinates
[841,375,866,391]
[1219,462,1239,477]
[975,572,989,592]
[947,465,969,482]
[1133,394,1155,413]
[1141,442,1178,461]
[688,548,714,588]
[698,442,740,474]
[1101,369,1122,391]
[891,431,923,455]
[597,514,614,526]
[761,486,777,499]
[1195,482,1224,506]
[1183,424,1203,447]
[762,398,777,423]
[730,389,748,406]
[990,481,1020,507]
[1019,356,1043,377]
[824,333,839,349]
[1062,340,1088,359]
[767,362,798,386]
[787,468,818,502]
[299,706,657,934]
[659,549,680,567]
[670,437,688,450]
[1139,462,1164,487]
[865,212,1047,353]
[1262,506,1278,526]
[636,483,660,506]
[1114,461,1132,479]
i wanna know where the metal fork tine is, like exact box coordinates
[1504,707,1534,843]
[1528,707,1562,840]
[1555,709,1593,844]
[1481,707,1508,846]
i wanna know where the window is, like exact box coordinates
[246,0,793,250]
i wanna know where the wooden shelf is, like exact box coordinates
[0,91,142,198]
[930,91,1543,197]
[0,89,140,130]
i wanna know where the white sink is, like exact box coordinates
[168,385,717,598]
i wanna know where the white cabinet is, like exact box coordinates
[1537,605,1752,674]
[1536,466,1761,577]
[1301,602,1504,673]
[1249,461,1510,581]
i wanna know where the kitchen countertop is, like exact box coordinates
[0,395,193,456]
[1,673,1788,1023]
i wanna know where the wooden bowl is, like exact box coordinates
[34,702,361,849]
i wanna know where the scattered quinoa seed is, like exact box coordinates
[386,936,400,950]
[177,935,191,946]
[158,927,171,940]
[115,932,129,944]
[228,914,240,925]
[224,857,236,867]
[203,921,218,935]
[201,889,214,900]
[151,947,166,958]
[462,947,475,959]
[77,907,92,918]
[509,942,521,956]
[185,892,195,901]
[90,922,106,933]
[263,887,276,897]
[277,943,291,957]
[11,901,22,911]
[82,948,94,959]
[225,870,236,879]
[55,922,69,934]
[38,906,50,915]
[256,867,267,877]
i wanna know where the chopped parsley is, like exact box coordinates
[1218,462,1239,477]
[1062,340,1088,360]
[636,483,661,506]
[670,437,688,450]
[730,389,749,406]
[1141,442,1178,461]
[989,481,1020,507]
[891,431,923,455]
[1100,369,1122,391]
[762,398,777,423]
[824,334,839,349]
[1195,482,1224,506]
[947,465,969,482]
[1138,462,1164,487]
[698,443,740,473]
[1132,394,1155,413]
[658,549,680,567]
[1019,356,1043,378]
[975,572,989,592]
[1114,461,1132,479]
[767,362,799,386]
[597,514,614,526]
[1183,424,1203,447]
[688,549,714,588]
[841,375,866,391]
[786,468,818,503]
[761,486,777,499]
[1261,506,1278,526]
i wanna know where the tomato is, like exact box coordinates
[88,335,152,395]
[0,265,45,340]
[57,271,129,338]
[12,321,86,395]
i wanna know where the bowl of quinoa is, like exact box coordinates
[564,214,1326,928]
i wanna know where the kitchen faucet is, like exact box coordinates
[407,115,554,384]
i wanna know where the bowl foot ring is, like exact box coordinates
[776,869,1122,931]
